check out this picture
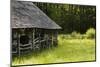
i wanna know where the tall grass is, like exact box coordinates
[12,35,96,66]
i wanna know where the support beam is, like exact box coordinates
[18,34,20,57]
[32,29,34,50]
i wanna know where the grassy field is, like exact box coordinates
[12,35,96,66]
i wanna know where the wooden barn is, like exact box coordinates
[11,1,61,55]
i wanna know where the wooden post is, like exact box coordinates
[53,31,58,47]
[46,34,49,48]
[56,31,58,46]
[12,30,17,54]
[38,32,41,51]
[16,31,18,55]
[32,29,34,50]
[52,32,53,47]
[18,33,20,57]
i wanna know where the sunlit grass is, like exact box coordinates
[12,35,96,66]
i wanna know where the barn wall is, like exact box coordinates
[12,28,58,55]
[12,29,18,54]
[12,28,33,55]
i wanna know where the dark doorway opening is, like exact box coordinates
[35,30,44,40]
[20,35,29,44]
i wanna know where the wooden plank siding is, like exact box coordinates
[12,28,58,56]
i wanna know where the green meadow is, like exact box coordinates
[12,35,96,66]
[11,1,96,66]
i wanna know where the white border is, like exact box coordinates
[0,0,100,67]
[20,0,97,5]
[0,0,10,67]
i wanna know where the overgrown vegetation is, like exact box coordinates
[60,28,96,39]
[12,2,96,66]
[12,34,95,66]
[86,28,95,39]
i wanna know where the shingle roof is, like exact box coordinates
[11,0,61,29]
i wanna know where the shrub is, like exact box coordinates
[86,28,95,39]
[71,31,82,39]
[59,34,72,39]
[71,31,77,38]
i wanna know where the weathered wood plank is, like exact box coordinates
[19,47,32,50]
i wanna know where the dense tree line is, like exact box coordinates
[33,2,96,34]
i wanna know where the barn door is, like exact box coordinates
[18,29,32,55]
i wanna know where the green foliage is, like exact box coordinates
[71,31,82,39]
[12,35,95,66]
[86,28,95,39]
[71,31,77,37]
[33,2,96,34]
[59,32,82,39]
[59,28,96,39]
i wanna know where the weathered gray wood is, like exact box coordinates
[20,46,32,50]
[20,44,31,47]
[52,32,54,46]
[32,29,34,50]
[11,0,61,56]
[28,32,32,50]
[12,28,59,56]
[12,50,17,54]
[18,34,20,56]
[12,40,17,45]
[39,33,41,50]
[11,1,61,29]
